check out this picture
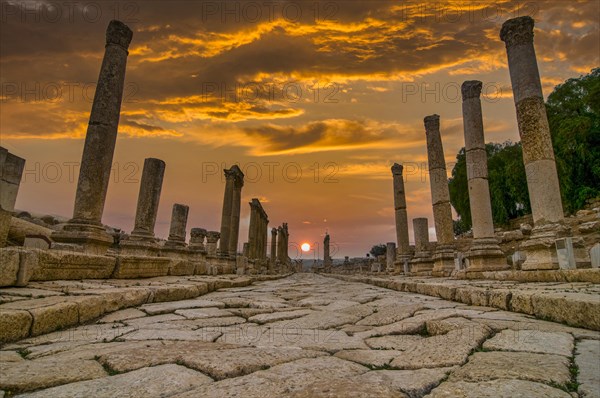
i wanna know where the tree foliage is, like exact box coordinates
[449,69,600,230]
[369,244,386,257]
[546,67,600,213]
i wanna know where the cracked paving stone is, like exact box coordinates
[482,329,574,357]
[425,379,571,398]
[357,367,456,398]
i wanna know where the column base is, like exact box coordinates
[521,223,568,271]
[51,221,113,255]
[119,238,159,257]
[395,254,412,274]
[410,252,434,275]
[432,244,455,276]
[466,238,510,272]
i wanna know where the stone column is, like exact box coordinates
[501,17,566,270]
[52,20,133,254]
[410,218,434,274]
[228,166,244,257]
[386,242,396,272]
[461,81,508,271]
[424,115,455,275]
[247,201,259,259]
[189,228,207,252]
[0,147,25,247]
[218,170,235,255]
[323,233,331,270]
[130,158,165,241]
[206,231,220,256]
[391,163,411,264]
[165,204,189,247]
[270,228,278,267]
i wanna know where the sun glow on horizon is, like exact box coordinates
[301,243,311,252]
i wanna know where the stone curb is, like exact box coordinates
[0,273,293,345]
[326,274,600,331]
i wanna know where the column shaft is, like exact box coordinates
[167,203,189,246]
[131,158,165,239]
[391,163,410,256]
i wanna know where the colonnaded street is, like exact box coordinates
[1,274,598,398]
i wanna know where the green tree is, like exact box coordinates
[546,68,600,213]
[449,142,530,231]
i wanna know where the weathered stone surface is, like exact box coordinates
[29,300,79,336]
[18,364,212,398]
[389,326,490,369]
[335,349,406,367]
[0,310,32,343]
[483,329,574,357]
[118,328,222,342]
[357,304,423,326]
[365,335,425,350]
[140,298,225,315]
[0,248,20,286]
[32,251,116,280]
[248,309,313,324]
[173,357,369,398]
[357,368,455,398]
[0,357,106,393]
[288,378,407,398]
[426,379,571,398]
[531,291,600,330]
[175,307,233,319]
[575,339,600,398]
[98,308,146,323]
[0,351,24,362]
[268,311,360,330]
[450,351,570,385]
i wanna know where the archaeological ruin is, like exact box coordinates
[0,15,598,398]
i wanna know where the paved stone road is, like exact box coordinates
[1,274,598,397]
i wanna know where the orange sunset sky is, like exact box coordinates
[1,0,598,258]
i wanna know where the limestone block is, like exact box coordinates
[0,309,32,343]
[531,292,600,330]
[483,329,574,357]
[427,379,571,398]
[168,259,195,276]
[0,248,19,286]
[0,208,10,247]
[111,255,169,279]
[29,300,79,336]
[32,250,116,280]
[575,339,600,398]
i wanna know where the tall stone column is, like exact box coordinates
[501,17,566,270]
[270,228,278,267]
[391,163,411,266]
[130,158,165,241]
[410,218,434,274]
[165,204,189,247]
[52,20,133,254]
[206,231,220,256]
[228,166,244,257]
[461,81,508,271]
[247,201,259,259]
[218,171,235,255]
[323,233,331,271]
[424,115,455,275]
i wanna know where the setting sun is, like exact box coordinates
[301,243,311,252]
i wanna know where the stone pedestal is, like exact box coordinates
[206,231,220,257]
[424,115,455,276]
[52,21,133,254]
[386,242,396,272]
[410,218,434,274]
[0,147,25,213]
[501,17,565,270]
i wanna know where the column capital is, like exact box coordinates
[271,227,277,235]
[391,163,403,176]
[500,16,534,48]
[206,231,220,243]
[106,20,133,50]
[461,80,482,101]
[424,114,440,132]
[224,165,245,188]
[190,227,207,241]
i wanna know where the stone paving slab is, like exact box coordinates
[330,274,600,330]
[0,273,596,397]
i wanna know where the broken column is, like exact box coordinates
[206,231,220,257]
[386,242,396,272]
[461,81,509,271]
[424,115,455,275]
[0,147,25,247]
[129,158,165,241]
[165,204,189,247]
[189,228,207,252]
[500,17,566,270]
[391,163,411,268]
[52,20,133,254]
[229,167,244,256]
[410,218,434,274]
